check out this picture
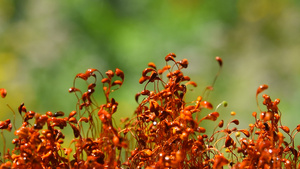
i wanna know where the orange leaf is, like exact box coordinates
[256,84,268,96]
[200,101,213,109]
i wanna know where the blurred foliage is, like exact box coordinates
[1,0,300,151]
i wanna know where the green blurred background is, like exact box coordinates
[1,0,300,154]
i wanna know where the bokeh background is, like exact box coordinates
[1,0,300,155]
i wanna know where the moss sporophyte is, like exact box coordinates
[0,53,299,168]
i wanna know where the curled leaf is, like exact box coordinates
[85,68,98,75]
[135,93,141,103]
[105,70,114,78]
[53,111,65,117]
[78,117,89,123]
[158,65,171,74]
[18,103,26,115]
[182,76,190,81]
[149,72,158,82]
[200,101,213,109]
[112,80,123,86]
[203,112,219,121]
[0,119,11,130]
[225,136,234,147]
[76,73,88,80]
[88,83,96,89]
[69,87,80,93]
[115,68,124,80]
[185,81,197,87]
[231,119,239,125]
[142,68,155,77]
[274,98,280,106]
[101,78,110,84]
[256,84,268,96]
[141,90,150,96]
[69,117,77,123]
[239,129,250,137]
[148,62,156,69]
[197,127,206,133]
[177,59,188,68]
[69,123,80,138]
[165,53,176,62]
[165,55,175,62]
[139,76,149,84]
[279,126,290,134]
[68,111,77,119]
